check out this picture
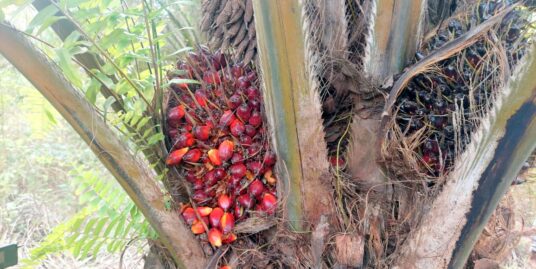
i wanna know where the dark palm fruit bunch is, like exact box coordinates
[165,47,277,248]
[393,2,531,177]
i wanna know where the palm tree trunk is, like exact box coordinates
[252,0,337,231]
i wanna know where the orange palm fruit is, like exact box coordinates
[208,228,223,247]
[208,149,223,166]
[196,206,213,217]
[220,212,235,234]
[166,147,189,166]
[218,140,234,161]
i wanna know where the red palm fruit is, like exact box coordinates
[206,120,215,129]
[218,194,232,211]
[220,266,232,269]
[220,212,235,234]
[229,163,247,178]
[261,193,277,214]
[188,51,201,63]
[193,125,211,141]
[248,179,265,198]
[246,71,257,82]
[263,151,277,166]
[177,62,194,78]
[175,132,195,148]
[237,76,251,89]
[195,90,208,107]
[231,64,244,78]
[192,179,204,190]
[167,105,185,127]
[234,204,245,219]
[204,170,219,186]
[208,228,223,247]
[181,207,196,225]
[249,99,261,110]
[218,140,234,161]
[245,87,259,99]
[203,70,221,85]
[244,125,256,137]
[228,94,242,109]
[168,128,179,139]
[191,220,206,234]
[329,156,345,167]
[209,207,224,227]
[248,161,263,175]
[184,124,192,132]
[247,143,261,156]
[185,113,196,125]
[231,152,243,164]
[196,206,213,217]
[255,204,265,212]
[212,51,226,70]
[236,104,251,121]
[422,152,434,165]
[248,111,262,127]
[183,149,202,163]
[213,168,227,180]
[222,233,237,244]
[230,119,245,137]
[240,135,253,147]
[237,194,254,209]
[192,190,209,204]
[264,169,277,185]
[228,175,242,187]
[219,110,235,127]
[233,186,247,196]
[200,215,210,226]
[214,86,225,97]
[185,170,197,183]
[208,149,223,166]
[205,189,217,198]
[166,147,189,166]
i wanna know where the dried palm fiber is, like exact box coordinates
[200,0,257,64]
[300,0,381,267]
[470,192,519,266]
[373,1,535,266]
[381,2,534,182]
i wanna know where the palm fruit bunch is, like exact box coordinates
[165,47,277,248]
[390,2,532,177]
[200,0,256,64]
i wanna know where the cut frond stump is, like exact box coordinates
[201,0,257,64]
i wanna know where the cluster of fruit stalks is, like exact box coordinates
[393,3,529,177]
[165,47,277,248]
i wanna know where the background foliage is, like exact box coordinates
[0,0,200,267]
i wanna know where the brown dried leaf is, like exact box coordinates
[205,0,221,15]
[234,215,276,234]
[226,21,242,36]
[218,0,228,12]
[232,24,247,47]
[216,0,233,26]
[235,37,249,58]
[221,37,231,51]
[334,234,364,267]
[244,0,253,23]
[200,16,212,32]
[210,36,223,50]
[474,259,500,269]
[248,21,256,39]
[242,40,256,64]
[228,2,244,24]
[213,26,224,37]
